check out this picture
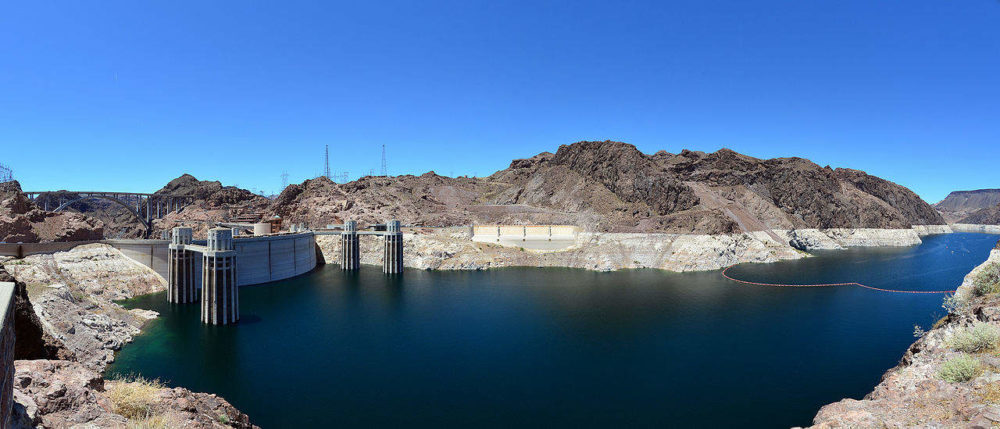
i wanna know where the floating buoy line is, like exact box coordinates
[721,265,956,294]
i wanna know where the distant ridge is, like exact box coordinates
[935,189,1000,223]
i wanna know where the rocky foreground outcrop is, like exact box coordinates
[0,181,104,243]
[1,245,259,428]
[269,141,946,234]
[10,360,255,429]
[808,241,1000,428]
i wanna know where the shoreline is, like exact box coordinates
[806,241,1000,427]
[2,224,997,426]
[316,225,957,273]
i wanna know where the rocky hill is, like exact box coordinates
[268,141,944,233]
[0,181,104,242]
[959,202,1000,225]
[936,189,1000,223]
[148,174,271,238]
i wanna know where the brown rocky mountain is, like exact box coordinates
[958,202,1000,225]
[150,174,272,238]
[0,181,104,243]
[268,140,945,233]
[936,189,1000,223]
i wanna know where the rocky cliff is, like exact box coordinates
[936,189,1000,223]
[269,141,945,233]
[150,174,272,238]
[959,202,1000,225]
[809,243,1000,428]
[1,245,259,428]
[0,181,104,243]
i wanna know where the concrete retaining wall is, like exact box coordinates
[0,282,14,428]
[472,224,581,250]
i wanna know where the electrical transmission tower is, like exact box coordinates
[0,163,12,183]
[323,145,331,179]
[281,171,289,190]
[381,144,387,176]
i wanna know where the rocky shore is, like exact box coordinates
[316,226,939,273]
[1,244,258,428]
[807,240,1000,428]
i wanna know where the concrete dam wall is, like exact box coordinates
[0,233,318,287]
[115,233,318,286]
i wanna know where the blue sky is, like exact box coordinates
[2,1,998,203]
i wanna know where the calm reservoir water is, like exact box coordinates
[108,233,999,428]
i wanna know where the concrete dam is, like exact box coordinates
[0,220,405,325]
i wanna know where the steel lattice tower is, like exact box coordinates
[323,145,331,179]
[381,144,387,176]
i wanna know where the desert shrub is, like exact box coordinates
[107,375,164,420]
[939,354,982,383]
[127,414,176,429]
[974,262,1000,297]
[943,294,969,314]
[948,322,1000,353]
[217,414,231,424]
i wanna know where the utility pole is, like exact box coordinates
[281,171,289,190]
[324,145,331,179]
[381,144,387,177]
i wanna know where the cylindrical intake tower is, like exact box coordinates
[167,227,196,304]
[383,220,403,274]
[201,228,239,325]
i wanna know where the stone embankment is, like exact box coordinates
[316,227,938,273]
[953,224,1000,234]
[807,241,1000,428]
[0,244,258,428]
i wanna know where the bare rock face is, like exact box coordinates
[0,266,72,361]
[0,215,38,242]
[0,180,105,242]
[959,202,1000,225]
[2,244,165,371]
[155,174,268,209]
[265,141,942,235]
[936,189,1000,223]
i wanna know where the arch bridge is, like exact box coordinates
[23,191,195,233]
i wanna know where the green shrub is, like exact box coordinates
[939,354,982,383]
[974,262,1000,297]
[948,322,1000,353]
[217,414,231,424]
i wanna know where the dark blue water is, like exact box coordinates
[107,233,999,428]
